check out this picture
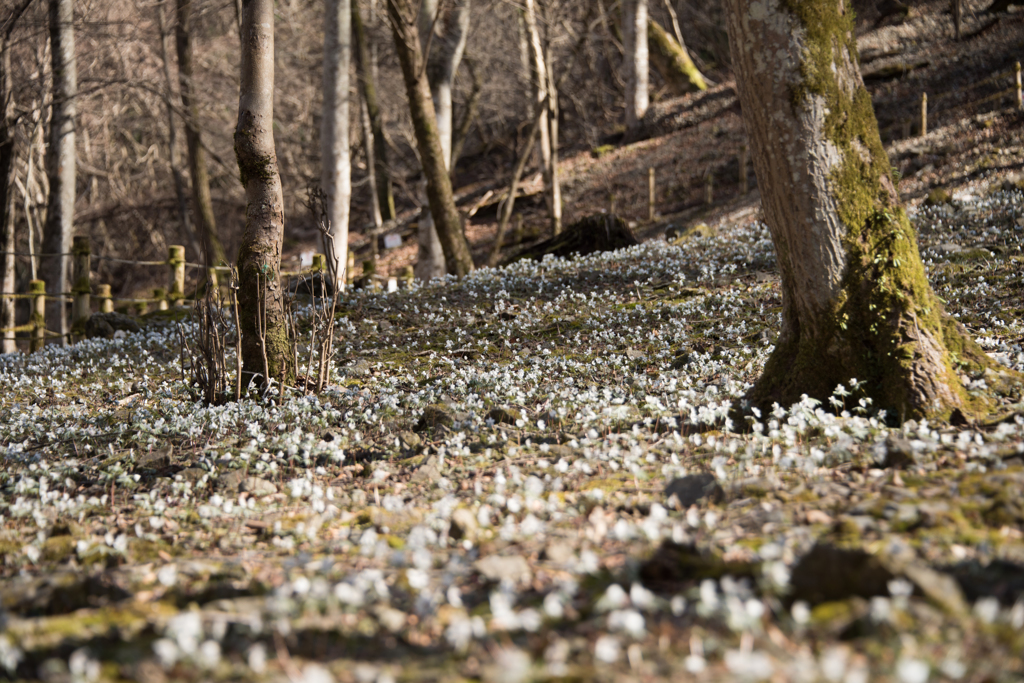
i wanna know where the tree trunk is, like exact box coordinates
[449,57,481,175]
[353,0,396,221]
[176,0,228,270]
[414,0,470,280]
[724,0,999,420]
[1,1,33,354]
[622,0,649,130]
[648,18,706,95]
[322,0,352,287]
[235,0,291,387]
[156,3,202,262]
[523,0,561,235]
[387,0,473,278]
[41,0,76,345]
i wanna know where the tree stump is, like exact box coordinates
[501,214,639,265]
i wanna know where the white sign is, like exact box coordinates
[383,233,402,250]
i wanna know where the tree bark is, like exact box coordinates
[353,0,396,221]
[176,0,228,269]
[41,0,76,344]
[622,0,649,130]
[724,0,1000,420]
[523,0,561,235]
[235,0,291,387]
[1,0,34,354]
[648,18,706,95]
[322,0,352,287]
[156,2,202,262]
[414,0,470,280]
[387,0,473,278]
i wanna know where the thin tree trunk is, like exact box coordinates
[449,57,481,175]
[353,0,395,221]
[415,0,470,280]
[1,0,34,354]
[523,0,552,192]
[622,0,649,130]
[176,0,227,270]
[156,3,201,262]
[41,0,76,344]
[235,0,291,387]
[322,0,352,287]
[387,0,473,277]
[724,0,1003,419]
[540,1,561,235]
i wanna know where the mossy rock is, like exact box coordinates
[85,312,143,340]
[667,223,717,244]
[924,188,954,206]
[415,404,455,433]
[591,144,616,158]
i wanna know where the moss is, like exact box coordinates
[40,535,76,563]
[926,188,954,206]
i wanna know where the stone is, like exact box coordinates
[242,477,278,497]
[487,407,522,425]
[415,405,454,433]
[398,431,422,451]
[135,446,173,471]
[542,541,575,565]
[881,436,919,469]
[411,455,443,485]
[901,563,968,615]
[664,473,724,508]
[789,543,895,605]
[474,554,532,584]
[449,508,478,541]
[85,312,142,340]
[218,470,245,492]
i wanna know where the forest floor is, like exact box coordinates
[2,3,1024,683]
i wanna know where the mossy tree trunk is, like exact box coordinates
[41,0,76,345]
[647,18,706,95]
[176,0,228,271]
[235,0,291,387]
[724,0,996,420]
[386,0,474,278]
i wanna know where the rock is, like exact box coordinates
[176,467,208,484]
[398,430,423,451]
[242,477,278,496]
[135,446,173,471]
[502,214,639,265]
[881,436,918,469]
[449,508,478,541]
[85,312,142,340]
[411,455,444,485]
[669,223,717,244]
[664,473,724,508]
[288,272,336,297]
[487,406,522,425]
[416,405,454,433]
[344,359,373,377]
[902,563,968,615]
[542,541,575,565]
[925,187,953,206]
[789,543,895,605]
[639,542,758,591]
[218,470,245,491]
[474,554,532,584]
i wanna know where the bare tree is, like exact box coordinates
[414,0,470,280]
[622,0,648,130]
[322,0,352,287]
[353,0,395,221]
[724,0,1003,418]
[41,0,76,343]
[387,0,473,278]
[522,0,561,235]
[1,0,35,353]
[156,2,200,261]
[235,0,290,387]
[176,0,227,270]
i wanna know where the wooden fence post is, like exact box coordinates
[312,253,326,272]
[154,288,168,311]
[920,92,928,136]
[168,245,185,306]
[705,170,714,205]
[1016,61,1022,110]
[648,167,656,221]
[30,280,45,352]
[97,284,113,313]
[71,236,91,335]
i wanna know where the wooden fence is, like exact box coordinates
[0,238,331,352]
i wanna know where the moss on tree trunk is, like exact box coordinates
[724,0,1016,420]
[647,19,706,95]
